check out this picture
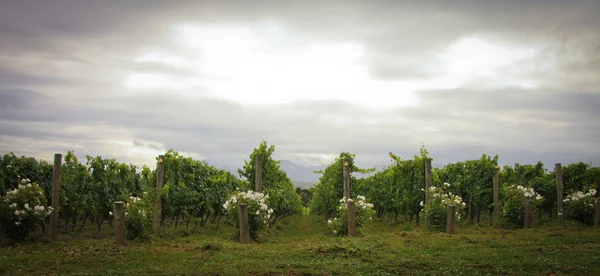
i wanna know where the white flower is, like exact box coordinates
[419,201,424,206]
[429,187,436,192]
[558,212,563,216]
[24,203,30,209]
[18,184,25,189]
[536,195,542,200]
[109,211,113,216]
[333,230,337,234]
[328,219,332,224]
[9,203,17,208]
[15,221,20,225]
[14,210,20,216]
[256,210,260,215]
[125,212,129,216]
[39,206,45,211]
[19,210,25,215]
[461,202,466,207]
[444,182,450,187]
[26,184,32,188]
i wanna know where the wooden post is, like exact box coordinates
[343,160,350,199]
[49,153,62,240]
[238,203,251,243]
[524,199,533,228]
[555,163,563,220]
[347,201,357,237]
[595,198,600,228]
[425,159,432,204]
[424,158,432,226]
[114,201,126,245]
[447,205,456,234]
[493,166,500,224]
[153,155,165,234]
[255,155,263,193]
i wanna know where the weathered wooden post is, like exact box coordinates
[447,205,456,234]
[238,203,251,243]
[524,199,533,228]
[153,155,165,234]
[343,160,350,199]
[347,201,357,237]
[493,165,500,224]
[425,159,432,204]
[556,163,564,220]
[49,153,62,239]
[114,201,126,245]
[255,155,263,193]
[424,158,432,226]
[595,198,600,228]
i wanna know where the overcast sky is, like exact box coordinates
[1,0,599,171]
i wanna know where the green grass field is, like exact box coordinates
[1,215,600,275]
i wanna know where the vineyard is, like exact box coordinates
[1,141,600,275]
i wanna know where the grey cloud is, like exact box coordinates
[1,0,599,176]
[0,89,48,109]
[0,69,69,87]
[418,89,600,117]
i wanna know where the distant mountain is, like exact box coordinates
[292,180,316,189]
[279,160,325,183]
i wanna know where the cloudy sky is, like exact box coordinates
[1,0,599,172]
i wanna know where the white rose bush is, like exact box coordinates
[108,193,153,240]
[0,178,53,241]
[501,185,544,227]
[123,194,153,240]
[222,190,273,240]
[423,183,466,230]
[327,195,375,236]
[563,188,597,225]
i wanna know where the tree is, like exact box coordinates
[310,152,375,219]
[238,141,302,220]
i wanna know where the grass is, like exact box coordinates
[1,215,600,275]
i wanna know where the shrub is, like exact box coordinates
[123,194,153,240]
[222,190,273,240]
[108,193,153,241]
[563,188,597,225]
[0,178,53,241]
[327,195,375,236]
[423,183,466,230]
[501,185,543,227]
